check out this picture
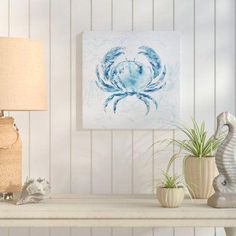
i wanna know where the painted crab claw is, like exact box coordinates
[138,46,162,78]
[96,66,120,93]
[102,47,125,80]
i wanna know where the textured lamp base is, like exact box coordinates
[0,116,22,192]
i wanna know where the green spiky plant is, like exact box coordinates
[157,153,187,190]
[156,153,194,203]
[157,164,189,207]
[156,118,225,198]
[160,171,183,188]
[172,119,223,158]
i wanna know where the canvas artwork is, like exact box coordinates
[82,31,180,129]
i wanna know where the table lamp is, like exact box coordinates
[0,37,47,193]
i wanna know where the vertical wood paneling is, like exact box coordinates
[154,228,174,236]
[9,0,29,36]
[92,228,112,236]
[0,229,8,236]
[174,132,195,235]
[71,129,91,193]
[154,131,173,180]
[175,228,194,236]
[30,0,50,180]
[113,0,132,31]
[133,228,153,236]
[153,1,175,235]
[91,0,112,196]
[9,1,30,236]
[50,0,71,193]
[133,131,153,193]
[91,0,112,234]
[216,0,235,116]
[50,228,70,236]
[175,0,194,121]
[92,0,111,31]
[133,0,153,195]
[0,0,8,36]
[131,2,154,236]
[112,0,133,196]
[195,0,215,132]
[153,0,175,178]
[72,0,91,223]
[131,13,153,225]
[113,228,132,236]
[72,228,91,236]
[113,131,132,194]
[174,0,195,180]
[154,0,173,30]
[216,228,226,236]
[9,228,29,236]
[10,0,30,182]
[92,131,112,193]
[194,2,215,235]
[133,0,152,31]
[30,228,50,236]
[112,2,133,236]
[195,228,215,236]
[214,1,234,234]
[71,0,91,194]
[0,1,8,219]
[3,1,235,236]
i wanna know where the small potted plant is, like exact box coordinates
[156,171,185,208]
[167,119,223,199]
[156,158,187,208]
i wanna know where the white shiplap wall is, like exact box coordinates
[0,0,234,236]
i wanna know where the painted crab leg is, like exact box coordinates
[136,94,150,115]
[111,77,125,91]
[147,65,166,88]
[113,94,128,113]
[139,93,158,110]
[144,82,166,93]
[104,93,126,111]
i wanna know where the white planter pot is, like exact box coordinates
[156,187,185,208]
[184,156,218,199]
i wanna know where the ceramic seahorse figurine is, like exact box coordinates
[208,112,236,208]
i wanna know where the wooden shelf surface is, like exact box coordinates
[0,195,235,227]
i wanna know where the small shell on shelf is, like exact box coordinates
[16,178,50,205]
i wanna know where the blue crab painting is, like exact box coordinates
[95,46,167,115]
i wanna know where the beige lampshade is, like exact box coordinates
[0,37,47,110]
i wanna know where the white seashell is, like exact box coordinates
[16,178,50,205]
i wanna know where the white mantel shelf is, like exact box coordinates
[0,194,235,228]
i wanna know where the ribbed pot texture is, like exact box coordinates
[184,156,217,199]
[156,187,185,208]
